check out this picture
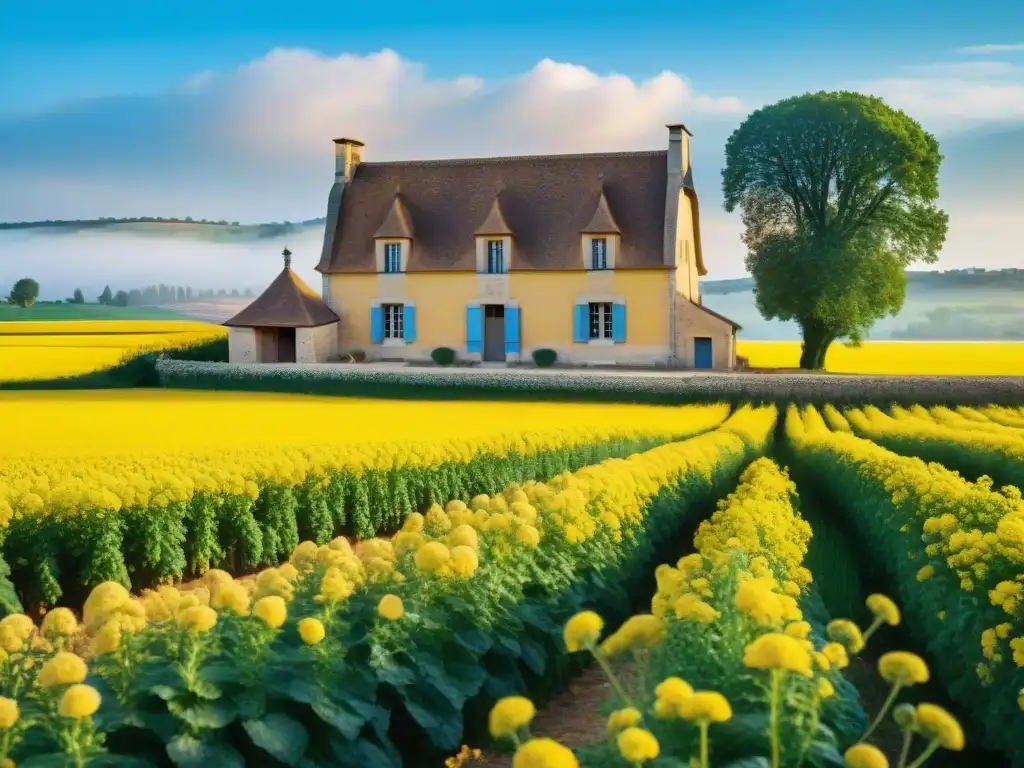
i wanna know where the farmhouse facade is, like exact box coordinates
[231,125,739,368]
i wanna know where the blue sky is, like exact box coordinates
[1,0,1022,276]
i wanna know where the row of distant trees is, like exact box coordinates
[91,284,256,306]
[3,278,255,308]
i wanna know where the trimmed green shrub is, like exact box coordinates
[532,348,557,367]
[430,347,457,366]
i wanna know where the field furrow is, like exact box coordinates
[786,405,1024,766]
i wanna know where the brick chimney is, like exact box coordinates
[333,137,364,182]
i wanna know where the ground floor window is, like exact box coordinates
[588,302,613,339]
[383,303,404,340]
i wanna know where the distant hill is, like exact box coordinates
[700,268,1024,294]
[0,217,326,243]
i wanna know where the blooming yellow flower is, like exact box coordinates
[818,678,835,699]
[843,743,888,768]
[784,621,811,640]
[317,567,354,603]
[563,611,603,652]
[90,620,122,656]
[822,642,850,670]
[598,615,664,658]
[516,524,541,547]
[82,582,132,632]
[617,727,659,763]
[41,607,78,639]
[743,633,813,677]
[415,541,451,573]
[826,619,865,654]
[210,581,250,616]
[0,614,35,653]
[58,684,101,719]
[511,738,578,768]
[915,704,964,750]
[606,707,643,735]
[653,677,694,718]
[378,595,405,621]
[878,652,929,686]
[37,651,88,688]
[673,594,719,624]
[734,579,785,625]
[489,696,536,738]
[177,605,218,634]
[680,691,732,723]
[298,617,326,645]
[448,524,479,550]
[450,546,479,577]
[253,596,287,629]
[866,594,900,627]
[0,697,18,729]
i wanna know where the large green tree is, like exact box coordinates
[723,91,948,369]
[8,278,39,308]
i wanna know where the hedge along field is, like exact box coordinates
[786,405,1024,766]
[0,406,777,768]
[0,391,731,609]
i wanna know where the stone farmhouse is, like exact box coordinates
[226,125,739,369]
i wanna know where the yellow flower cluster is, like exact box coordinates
[0,395,730,523]
[787,404,1024,686]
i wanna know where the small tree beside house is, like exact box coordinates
[8,278,40,308]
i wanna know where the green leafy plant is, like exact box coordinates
[431,347,457,366]
[532,349,558,368]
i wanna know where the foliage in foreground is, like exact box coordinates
[787,405,1024,764]
[0,407,776,766]
[1,404,729,608]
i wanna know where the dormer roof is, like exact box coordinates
[474,197,514,237]
[373,195,414,239]
[581,189,621,234]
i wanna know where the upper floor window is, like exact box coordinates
[588,302,613,340]
[383,303,404,339]
[487,240,506,274]
[384,243,402,273]
[591,238,608,270]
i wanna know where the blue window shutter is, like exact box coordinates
[505,306,520,355]
[573,304,588,343]
[403,305,416,343]
[371,306,384,344]
[466,306,483,353]
[612,302,626,343]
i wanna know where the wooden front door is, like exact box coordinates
[483,305,506,362]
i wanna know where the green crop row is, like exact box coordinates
[787,405,1024,766]
[0,406,778,767]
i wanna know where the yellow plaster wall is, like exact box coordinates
[403,273,478,348]
[675,193,700,301]
[511,272,588,347]
[327,274,376,349]
[611,270,670,347]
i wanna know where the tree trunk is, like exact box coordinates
[798,319,831,371]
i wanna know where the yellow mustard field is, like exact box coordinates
[0,392,729,520]
[0,320,225,382]
[737,340,1024,375]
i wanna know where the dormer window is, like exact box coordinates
[384,243,402,273]
[487,240,506,274]
[591,238,608,270]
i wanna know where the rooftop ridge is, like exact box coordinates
[357,149,666,168]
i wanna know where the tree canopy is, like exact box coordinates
[8,278,40,308]
[722,91,948,368]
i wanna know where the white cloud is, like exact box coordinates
[861,76,1024,129]
[957,43,1024,54]
[0,47,745,221]
[906,61,1018,78]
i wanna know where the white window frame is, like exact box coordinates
[588,302,613,340]
[384,243,402,274]
[487,240,506,274]
[591,238,608,270]
[382,303,404,340]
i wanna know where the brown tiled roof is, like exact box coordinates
[374,196,414,239]
[475,197,513,236]
[581,188,621,234]
[317,151,669,272]
[224,267,338,328]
